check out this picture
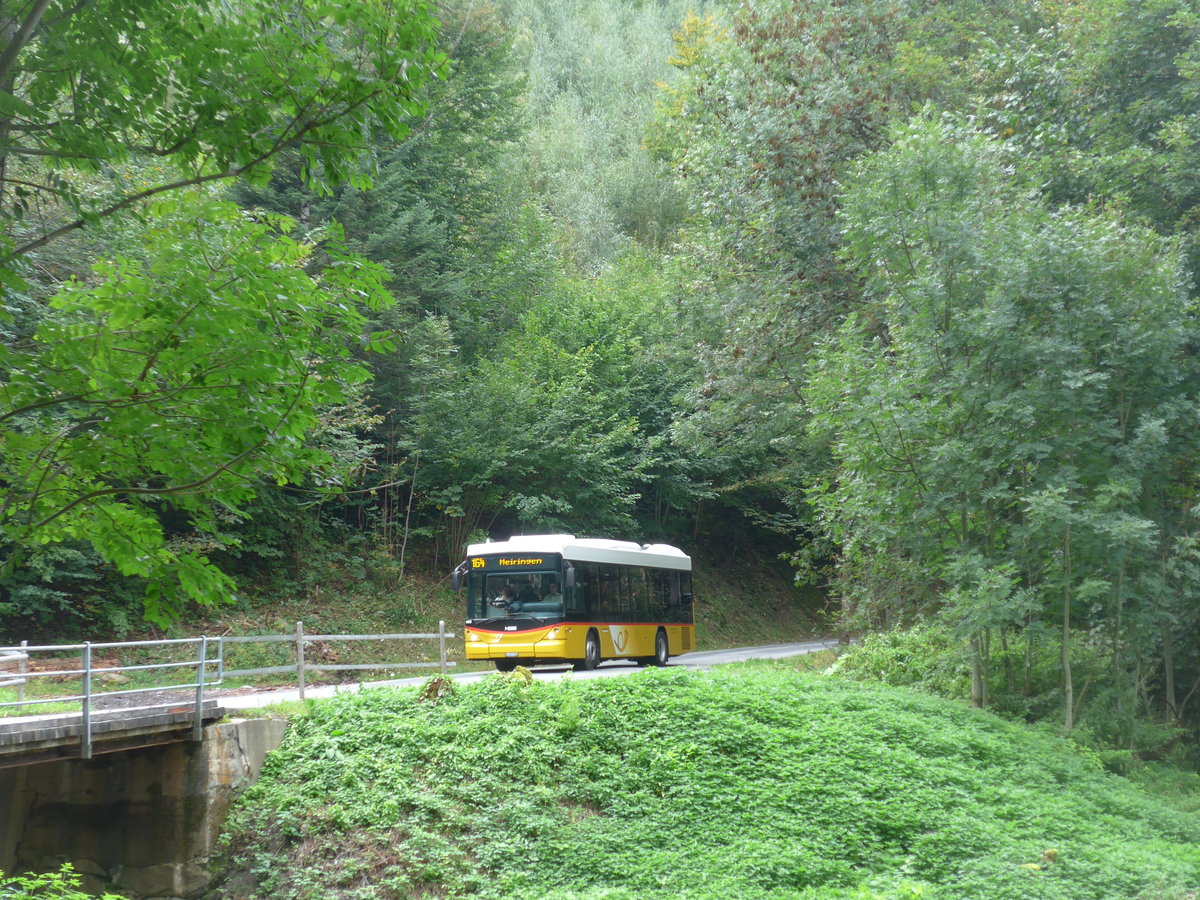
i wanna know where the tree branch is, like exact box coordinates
[0,0,55,86]
[25,367,312,533]
[4,83,386,262]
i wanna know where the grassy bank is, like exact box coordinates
[210,667,1200,899]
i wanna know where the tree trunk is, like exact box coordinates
[1062,523,1075,732]
[1024,616,1034,697]
[1112,564,1126,726]
[982,627,991,709]
[970,633,985,709]
[0,3,55,212]
[398,452,419,580]
[1000,627,1012,695]
[1163,622,1177,721]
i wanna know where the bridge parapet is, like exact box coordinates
[0,636,222,762]
[1,623,457,766]
[0,699,226,768]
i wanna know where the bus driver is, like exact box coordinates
[489,585,515,615]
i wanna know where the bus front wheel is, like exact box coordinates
[574,630,601,671]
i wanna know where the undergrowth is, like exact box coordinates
[210,667,1200,900]
[831,628,1200,771]
[0,863,126,899]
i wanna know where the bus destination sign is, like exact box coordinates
[471,556,546,569]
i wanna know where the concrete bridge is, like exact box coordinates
[0,698,226,768]
[0,626,454,898]
[0,701,285,899]
[0,638,283,899]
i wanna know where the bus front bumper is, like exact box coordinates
[465,629,568,661]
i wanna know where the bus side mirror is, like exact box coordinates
[564,563,576,589]
[452,561,467,591]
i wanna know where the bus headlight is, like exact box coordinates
[547,629,558,640]
[467,633,478,641]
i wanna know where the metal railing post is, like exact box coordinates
[439,620,447,676]
[193,636,207,742]
[296,621,306,700]
[81,642,93,760]
[17,639,26,713]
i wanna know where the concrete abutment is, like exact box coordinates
[0,717,287,899]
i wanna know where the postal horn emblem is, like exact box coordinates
[610,626,628,653]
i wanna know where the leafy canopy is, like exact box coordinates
[1,197,395,620]
[0,0,442,619]
[0,0,443,260]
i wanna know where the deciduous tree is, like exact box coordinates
[0,0,441,620]
[811,116,1200,731]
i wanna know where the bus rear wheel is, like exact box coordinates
[494,659,519,672]
[651,629,669,667]
[573,630,601,671]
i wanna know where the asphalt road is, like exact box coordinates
[219,638,839,712]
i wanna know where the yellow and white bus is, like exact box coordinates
[453,534,695,671]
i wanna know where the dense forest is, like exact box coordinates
[1,0,1199,751]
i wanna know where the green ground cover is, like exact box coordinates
[210,667,1200,899]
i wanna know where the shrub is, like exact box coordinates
[831,627,970,698]
[0,864,126,899]
[834,626,1191,764]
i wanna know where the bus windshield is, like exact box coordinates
[468,571,564,621]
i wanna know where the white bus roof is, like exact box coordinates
[465,534,691,571]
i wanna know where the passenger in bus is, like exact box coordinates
[543,581,562,603]
[517,579,538,604]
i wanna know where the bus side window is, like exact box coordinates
[631,567,651,622]
[598,564,618,620]
[617,567,633,620]
[677,571,694,623]
[650,569,668,621]
[571,563,596,618]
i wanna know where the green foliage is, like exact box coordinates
[0,0,442,261]
[226,0,711,559]
[1,196,394,620]
[809,113,1200,730]
[212,669,1200,899]
[0,863,125,899]
[234,0,532,356]
[833,627,1194,770]
[0,541,146,637]
[1053,0,1200,277]
[644,0,1200,740]
[500,0,693,268]
[832,628,972,699]
[653,0,924,555]
[0,0,444,626]
[396,250,703,555]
